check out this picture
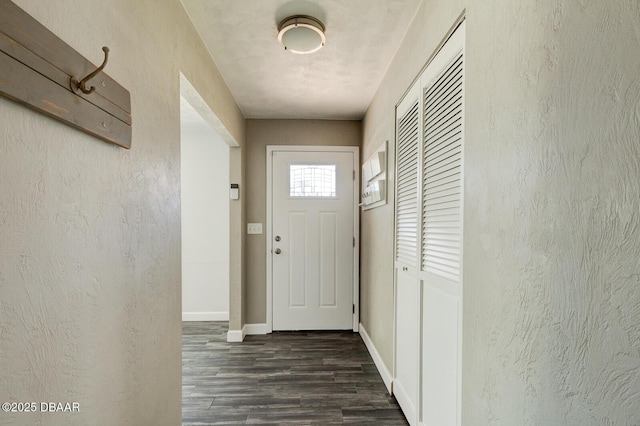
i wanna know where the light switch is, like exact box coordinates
[247,223,263,234]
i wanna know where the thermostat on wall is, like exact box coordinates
[230,183,239,200]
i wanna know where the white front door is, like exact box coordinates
[270,148,357,331]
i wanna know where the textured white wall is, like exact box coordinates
[0,0,244,424]
[362,0,640,423]
[463,0,640,423]
[181,102,230,320]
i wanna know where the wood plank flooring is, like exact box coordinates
[182,322,408,425]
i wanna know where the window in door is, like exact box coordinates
[289,164,337,197]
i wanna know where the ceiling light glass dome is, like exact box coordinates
[277,15,326,54]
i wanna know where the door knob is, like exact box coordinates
[274,248,281,254]
[275,236,281,241]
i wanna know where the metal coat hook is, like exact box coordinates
[70,46,109,94]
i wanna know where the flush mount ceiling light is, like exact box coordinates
[277,15,326,54]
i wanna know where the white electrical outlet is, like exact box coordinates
[247,223,263,234]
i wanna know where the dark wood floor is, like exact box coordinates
[182,322,408,425]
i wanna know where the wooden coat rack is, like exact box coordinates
[0,1,132,149]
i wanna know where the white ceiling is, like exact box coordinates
[181,0,423,120]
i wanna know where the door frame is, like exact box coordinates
[266,145,360,333]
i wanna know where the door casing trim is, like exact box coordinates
[266,145,360,333]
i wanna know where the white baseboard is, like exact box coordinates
[227,323,268,342]
[226,328,244,342]
[359,322,393,394]
[182,311,229,321]
[244,323,268,335]
[393,379,417,426]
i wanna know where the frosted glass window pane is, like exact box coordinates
[290,165,336,197]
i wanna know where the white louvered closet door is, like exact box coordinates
[392,20,465,426]
[420,21,465,426]
[396,96,420,267]
[393,82,421,426]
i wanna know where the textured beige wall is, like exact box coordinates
[177,2,246,332]
[245,120,361,324]
[0,1,244,424]
[363,0,640,423]
[361,0,466,388]
[232,145,247,328]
